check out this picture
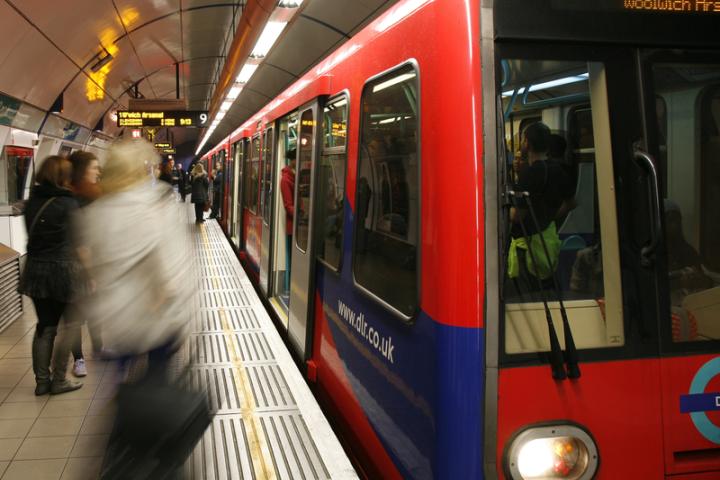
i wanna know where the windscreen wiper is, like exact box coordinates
[507,189,566,381]
[523,191,581,379]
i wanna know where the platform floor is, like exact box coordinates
[0,212,356,479]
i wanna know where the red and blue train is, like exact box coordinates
[201,0,720,478]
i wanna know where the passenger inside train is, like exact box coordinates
[281,147,296,298]
[502,57,720,354]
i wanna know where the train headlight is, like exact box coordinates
[505,424,599,480]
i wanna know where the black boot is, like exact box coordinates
[32,326,56,395]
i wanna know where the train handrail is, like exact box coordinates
[634,149,662,268]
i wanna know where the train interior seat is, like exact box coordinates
[682,286,720,341]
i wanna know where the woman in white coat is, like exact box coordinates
[74,138,194,377]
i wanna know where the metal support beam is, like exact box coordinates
[176,63,181,100]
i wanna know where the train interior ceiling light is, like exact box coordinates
[196,0,305,155]
[502,73,589,97]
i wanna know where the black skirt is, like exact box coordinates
[18,257,84,303]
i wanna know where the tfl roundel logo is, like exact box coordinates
[680,357,720,444]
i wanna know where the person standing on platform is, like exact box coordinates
[210,162,223,219]
[191,163,209,224]
[175,162,187,202]
[19,155,83,396]
[158,159,174,186]
[67,151,104,377]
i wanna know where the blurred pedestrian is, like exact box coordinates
[191,163,209,224]
[19,155,83,395]
[74,138,193,374]
[74,139,199,477]
[67,151,105,377]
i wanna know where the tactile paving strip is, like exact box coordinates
[190,365,295,413]
[183,414,331,480]
[198,275,244,292]
[198,264,246,279]
[186,219,352,480]
[191,331,274,365]
[193,309,261,333]
[199,289,253,308]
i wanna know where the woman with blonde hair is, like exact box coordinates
[190,162,209,223]
[19,155,83,395]
[74,138,193,376]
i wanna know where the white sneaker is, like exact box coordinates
[72,359,87,377]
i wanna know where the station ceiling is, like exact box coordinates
[0,0,395,151]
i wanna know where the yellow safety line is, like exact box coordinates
[199,225,276,480]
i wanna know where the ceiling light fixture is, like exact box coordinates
[236,64,258,83]
[278,0,304,7]
[226,86,242,100]
[90,49,114,73]
[251,21,287,58]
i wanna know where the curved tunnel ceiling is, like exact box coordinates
[0,0,395,150]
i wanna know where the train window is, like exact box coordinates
[261,127,274,225]
[244,137,260,214]
[353,64,419,319]
[317,95,348,271]
[651,63,720,344]
[501,59,625,355]
[295,109,315,252]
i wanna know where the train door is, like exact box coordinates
[495,40,720,478]
[269,112,298,326]
[243,136,261,265]
[496,45,666,479]
[288,103,320,358]
[218,148,227,229]
[641,51,720,477]
[259,125,275,295]
[229,141,241,246]
[236,139,248,249]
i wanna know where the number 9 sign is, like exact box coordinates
[199,113,208,125]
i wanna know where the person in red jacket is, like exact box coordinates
[280,148,296,296]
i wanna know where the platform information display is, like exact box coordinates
[117,111,208,128]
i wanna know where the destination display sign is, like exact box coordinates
[161,148,176,154]
[154,142,172,149]
[550,0,720,13]
[623,0,720,12]
[117,111,208,128]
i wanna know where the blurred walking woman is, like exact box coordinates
[19,156,82,395]
[190,163,209,223]
[74,139,193,372]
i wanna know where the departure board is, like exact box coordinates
[550,0,720,13]
[117,111,209,128]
